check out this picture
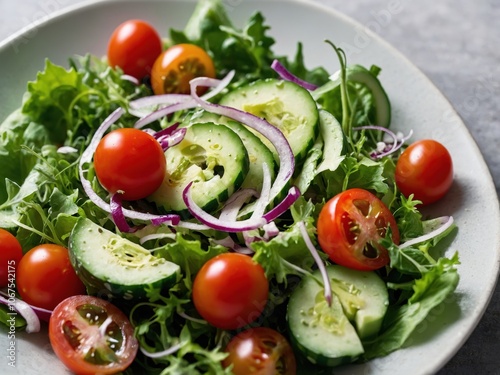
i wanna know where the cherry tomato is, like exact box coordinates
[151,43,216,95]
[0,229,23,288]
[395,139,453,205]
[107,19,162,79]
[223,327,296,375]
[16,244,86,310]
[317,188,400,271]
[49,295,138,375]
[192,253,269,330]
[94,128,166,201]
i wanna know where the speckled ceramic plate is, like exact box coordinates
[1,1,499,374]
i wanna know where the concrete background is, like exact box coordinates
[1,0,499,373]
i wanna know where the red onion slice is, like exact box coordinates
[298,221,332,306]
[130,94,191,110]
[157,128,187,150]
[250,163,272,220]
[183,182,267,232]
[134,99,197,129]
[0,293,42,333]
[262,186,301,223]
[354,125,414,159]
[121,74,140,85]
[271,59,318,91]
[219,188,258,222]
[141,342,183,359]
[153,122,180,139]
[400,216,454,250]
[110,193,137,233]
[133,71,234,129]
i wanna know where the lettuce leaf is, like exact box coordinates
[363,254,460,359]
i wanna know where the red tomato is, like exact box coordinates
[395,139,453,205]
[151,43,216,95]
[192,253,269,330]
[317,188,400,271]
[223,327,296,375]
[107,19,162,79]
[0,229,23,288]
[16,244,86,310]
[94,128,166,201]
[49,295,138,375]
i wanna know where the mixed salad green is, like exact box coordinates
[0,0,460,374]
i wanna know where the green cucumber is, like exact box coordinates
[186,110,276,192]
[327,265,388,340]
[288,275,364,367]
[288,265,388,366]
[312,65,391,128]
[68,218,180,301]
[219,78,319,165]
[316,109,346,174]
[148,122,249,215]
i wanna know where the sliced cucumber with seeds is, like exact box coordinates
[69,218,180,301]
[186,110,276,192]
[219,78,319,166]
[148,122,249,216]
[288,265,388,366]
[288,274,364,367]
[327,265,388,340]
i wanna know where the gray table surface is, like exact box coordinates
[1,0,499,374]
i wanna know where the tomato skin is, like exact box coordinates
[192,253,269,330]
[16,244,86,310]
[395,139,453,205]
[151,43,216,95]
[317,188,400,271]
[223,327,296,375]
[49,295,138,375]
[0,229,23,288]
[107,19,162,79]
[94,128,166,201]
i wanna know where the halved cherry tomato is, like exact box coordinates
[94,128,166,201]
[192,253,269,330]
[0,229,23,288]
[107,19,162,79]
[317,188,400,271]
[150,43,216,95]
[395,139,453,205]
[16,244,86,310]
[223,327,296,375]
[49,295,138,375]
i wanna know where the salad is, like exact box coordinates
[0,0,460,374]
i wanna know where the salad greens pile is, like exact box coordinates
[0,0,459,373]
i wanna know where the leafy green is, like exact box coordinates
[0,111,41,204]
[171,0,328,87]
[0,305,27,331]
[363,254,460,359]
[156,233,227,289]
[129,285,230,375]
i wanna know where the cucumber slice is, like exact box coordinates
[288,275,364,367]
[148,122,249,215]
[312,65,391,128]
[316,109,346,174]
[327,265,388,340]
[69,218,180,301]
[186,110,277,192]
[219,78,319,165]
[288,265,389,366]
